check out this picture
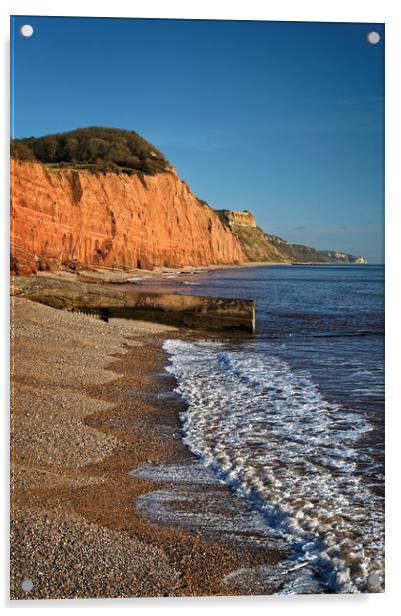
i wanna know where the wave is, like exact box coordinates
[258,330,384,340]
[163,339,384,594]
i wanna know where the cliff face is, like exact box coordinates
[320,251,368,264]
[217,210,257,228]
[10,161,244,275]
[217,209,367,264]
[216,210,288,262]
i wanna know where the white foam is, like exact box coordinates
[130,461,220,485]
[163,339,384,593]
[137,487,279,546]
[127,275,153,283]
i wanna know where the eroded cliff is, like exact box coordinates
[216,209,367,264]
[216,209,289,262]
[11,161,244,275]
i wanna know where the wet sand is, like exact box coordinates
[10,297,285,600]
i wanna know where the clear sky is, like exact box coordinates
[11,17,384,262]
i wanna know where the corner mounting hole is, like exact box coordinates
[20,24,34,38]
[367,31,380,44]
[21,578,33,592]
[367,573,381,588]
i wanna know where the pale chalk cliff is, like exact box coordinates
[10,160,244,275]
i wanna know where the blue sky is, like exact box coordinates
[11,17,384,262]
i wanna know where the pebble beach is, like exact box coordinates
[10,297,283,600]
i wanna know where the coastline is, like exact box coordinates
[33,262,283,286]
[10,297,284,599]
[30,260,368,293]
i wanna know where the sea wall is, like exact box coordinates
[10,161,244,275]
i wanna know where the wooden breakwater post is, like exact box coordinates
[11,277,255,334]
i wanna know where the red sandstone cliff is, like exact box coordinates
[10,161,244,275]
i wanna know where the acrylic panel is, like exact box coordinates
[10,16,385,599]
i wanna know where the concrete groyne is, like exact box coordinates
[11,276,255,334]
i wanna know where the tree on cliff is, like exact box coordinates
[64,138,79,162]
[10,140,36,161]
[34,138,59,162]
[11,126,170,176]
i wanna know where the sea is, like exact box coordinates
[138,264,385,594]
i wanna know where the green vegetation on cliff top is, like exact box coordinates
[11,127,170,176]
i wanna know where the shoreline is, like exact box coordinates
[32,262,284,288]
[32,259,370,288]
[10,297,284,599]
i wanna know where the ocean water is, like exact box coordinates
[160,265,384,594]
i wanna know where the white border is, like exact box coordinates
[2,1,400,614]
